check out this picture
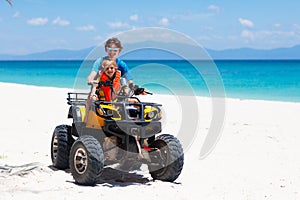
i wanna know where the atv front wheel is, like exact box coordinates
[148,134,184,182]
[51,125,74,169]
[69,135,104,185]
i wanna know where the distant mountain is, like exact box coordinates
[1,43,300,60]
[0,47,94,60]
[207,45,300,60]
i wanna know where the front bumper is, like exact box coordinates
[104,120,161,138]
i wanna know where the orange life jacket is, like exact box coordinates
[97,70,121,101]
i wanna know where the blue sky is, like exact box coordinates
[1,0,300,54]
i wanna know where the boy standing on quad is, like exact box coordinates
[87,37,134,90]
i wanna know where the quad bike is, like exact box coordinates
[50,80,184,186]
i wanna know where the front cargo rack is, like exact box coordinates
[67,92,89,105]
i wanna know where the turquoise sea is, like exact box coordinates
[0,60,300,102]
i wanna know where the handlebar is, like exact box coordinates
[133,87,152,95]
[145,91,153,95]
[89,80,153,100]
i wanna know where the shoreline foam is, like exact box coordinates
[1,81,299,104]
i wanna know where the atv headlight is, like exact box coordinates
[146,111,157,120]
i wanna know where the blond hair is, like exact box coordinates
[100,58,118,72]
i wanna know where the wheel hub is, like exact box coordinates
[74,147,88,174]
[52,134,58,160]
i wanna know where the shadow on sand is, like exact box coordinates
[48,165,151,187]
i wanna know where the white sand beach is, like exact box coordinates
[1,82,300,199]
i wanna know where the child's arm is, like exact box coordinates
[87,57,103,83]
[87,71,97,83]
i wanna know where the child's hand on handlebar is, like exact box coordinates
[133,87,152,95]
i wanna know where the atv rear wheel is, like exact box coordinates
[148,134,184,182]
[51,125,74,169]
[69,135,104,185]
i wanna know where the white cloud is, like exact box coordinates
[107,21,130,29]
[117,27,196,45]
[208,5,221,13]
[130,14,138,21]
[172,12,213,21]
[241,29,296,42]
[269,30,295,37]
[158,17,169,26]
[202,26,214,31]
[238,18,254,28]
[241,30,255,40]
[274,23,281,28]
[13,11,20,18]
[50,38,67,45]
[76,25,96,31]
[27,17,48,26]
[52,17,70,26]
[292,23,300,30]
[93,36,102,41]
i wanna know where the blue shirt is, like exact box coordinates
[92,57,133,80]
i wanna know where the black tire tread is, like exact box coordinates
[51,124,74,169]
[149,134,184,182]
[70,135,104,186]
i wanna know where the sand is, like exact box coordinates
[1,82,300,199]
